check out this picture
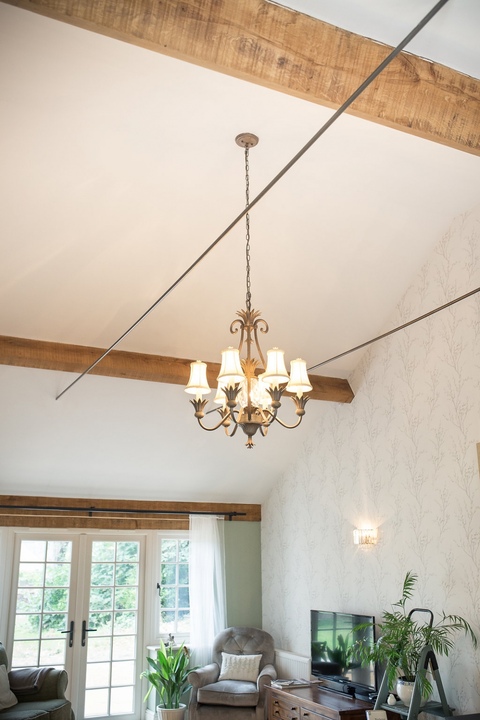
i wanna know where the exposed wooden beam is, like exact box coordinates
[0,335,355,403]
[0,495,261,528]
[2,0,479,155]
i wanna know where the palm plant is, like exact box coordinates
[353,572,477,697]
[141,640,197,709]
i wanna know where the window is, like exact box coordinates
[157,533,190,639]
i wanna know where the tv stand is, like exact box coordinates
[267,683,374,720]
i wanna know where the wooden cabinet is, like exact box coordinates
[267,685,374,720]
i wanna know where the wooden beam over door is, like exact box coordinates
[3,0,479,155]
[0,336,355,403]
[0,495,262,529]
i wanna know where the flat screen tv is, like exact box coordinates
[310,609,377,699]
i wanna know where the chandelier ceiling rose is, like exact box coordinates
[235,132,259,149]
[185,133,312,448]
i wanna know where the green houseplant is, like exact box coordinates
[141,640,197,720]
[353,572,477,703]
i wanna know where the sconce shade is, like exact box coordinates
[217,347,245,386]
[185,361,211,396]
[353,528,378,546]
[262,347,290,387]
[286,358,313,395]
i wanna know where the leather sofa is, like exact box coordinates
[0,643,73,720]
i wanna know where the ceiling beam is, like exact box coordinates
[0,336,354,403]
[3,0,479,155]
[0,495,262,528]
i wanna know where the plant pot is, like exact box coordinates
[156,703,186,720]
[396,679,428,707]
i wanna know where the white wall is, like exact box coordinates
[262,204,480,713]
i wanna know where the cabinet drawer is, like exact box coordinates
[271,694,300,720]
[300,705,331,720]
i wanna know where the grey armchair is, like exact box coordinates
[188,626,276,720]
[0,643,73,720]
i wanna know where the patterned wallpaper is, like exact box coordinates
[262,203,480,713]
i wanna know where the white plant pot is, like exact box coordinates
[396,679,428,707]
[156,703,186,720]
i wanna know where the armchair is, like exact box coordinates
[0,643,73,720]
[188,626,276,720]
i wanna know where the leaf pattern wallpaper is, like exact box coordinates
[262,203,480,712]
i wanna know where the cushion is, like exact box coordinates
[0,709,48,720]
[0,665,18,711]
[197,679,259,707]
[29,700,70,720]
[218,653,261,682]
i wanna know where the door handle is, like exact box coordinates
[60,620,74,647]
[82,620,97,647]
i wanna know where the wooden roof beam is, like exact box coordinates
[2,0,479,155]
[0,335,355,403]
[0,494,262,527]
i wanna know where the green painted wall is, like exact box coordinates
[224,521,262,628]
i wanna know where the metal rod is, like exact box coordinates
[56,0,450,400]
[0,504,246,518]
[308,286,480,372]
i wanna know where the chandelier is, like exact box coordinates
[185,133,312,448]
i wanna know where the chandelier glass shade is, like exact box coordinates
[185,133,312,448]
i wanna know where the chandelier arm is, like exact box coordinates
[230,317,246,354]
[257,407,278,425]
[271,415,304,430]
[224,422,239,437]
[267,394,309,428]
[196,413,233,432]
[225,406,242,428]
[252,320,268,368]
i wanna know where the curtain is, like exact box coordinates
[189,515,226,667]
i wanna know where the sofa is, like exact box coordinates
[0,643,73,720]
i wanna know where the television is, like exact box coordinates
[310,609,377,700]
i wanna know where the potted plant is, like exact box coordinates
[353,572,477,705]
[140,640,197,720]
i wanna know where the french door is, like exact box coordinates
[8,532,145,720]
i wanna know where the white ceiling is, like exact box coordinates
[0,0,479,504]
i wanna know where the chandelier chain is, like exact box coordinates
[244,146,251,312]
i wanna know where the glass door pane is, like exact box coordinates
[84,540,141,719]
[12,538,73,670]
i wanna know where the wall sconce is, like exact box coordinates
[353,528,378,546]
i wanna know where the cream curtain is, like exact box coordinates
[189,515,226,667]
